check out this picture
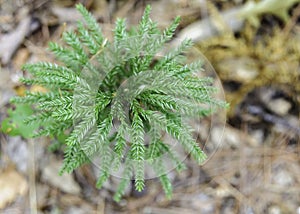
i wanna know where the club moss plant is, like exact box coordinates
[11,4,226,201]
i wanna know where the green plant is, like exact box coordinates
[11,4,226,201]
[1,103,39,138]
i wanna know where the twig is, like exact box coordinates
[0,17,31,64]
[28,139,37,214]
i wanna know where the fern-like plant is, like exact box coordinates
[12,4,226,201]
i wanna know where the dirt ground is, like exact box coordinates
[0,0,299,213]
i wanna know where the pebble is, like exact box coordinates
[272,170,294,186]
[5,136,28,173]
[179,193,215,214]
[0,68,15,108]
[211,126,258,149]
[267,98,291,116]
[41,158,81,195]
[268,205,281,214]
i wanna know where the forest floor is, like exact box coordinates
[0,0,299,213]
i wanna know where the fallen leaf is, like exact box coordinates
[30,85,48,93]
[14,85,27,97]
[13,48,30,69]
[0,168,28,209]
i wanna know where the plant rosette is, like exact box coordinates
[11,4,227,201]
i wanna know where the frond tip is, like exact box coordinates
[13,3,227,202]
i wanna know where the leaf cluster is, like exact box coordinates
[11,4,226,201]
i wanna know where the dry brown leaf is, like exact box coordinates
[13,48,30,69]
[14,85,27,97]
[0,167,28,209]
[30,85,48,93]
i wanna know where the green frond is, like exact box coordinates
[155,140,187,172]
[60,141,89,174]
[34,120,72,137]
[144,15,180,59]
[130,102,145,162]
[173,60,203,77]
[20,76,73,90]
[96,142,114,188]
[113,176,131,202]
[38,96,73,110]
[111,90,128,122]
[77,21,100,55]
[143,109,168,129]
[141,93,178,112]
[140,16,180,65]
[11,91,67,104]
[165,119,207,164]
[76,3,104,46]
[24,111,52,125]
[147,139,163,160]
[154,38,193,71]
[161,16,181,42]
[152,159,172,198]
[113,122,129,169]
[143,92,215,117]
[62,31,89,64]
[114,18,128,43]
[113,157,134,202]
[138,5,152,36]
[159,174,172,199]
[130,102,146,190]
[48,42,82,72]
[23,62,77,76]
[50,107,73,121]
[134,160,145,191]
[144,108,207,164]
[81,114,112,156]
[65,114,96,147]
[96,169,110,188]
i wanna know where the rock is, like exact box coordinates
[249,129,264,146]
[217,57,258,83]
[268,205,281,214]
[266,98,291,116]
[173,193,215,214]
[51,6,82,23]
[272,170,294,186]
[5,136,29,173]
[41,158,81,195]
[0,68,15,108]
[211,126,258,149]
[258,87,292,116]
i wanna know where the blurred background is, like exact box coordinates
[0,0,299,213]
